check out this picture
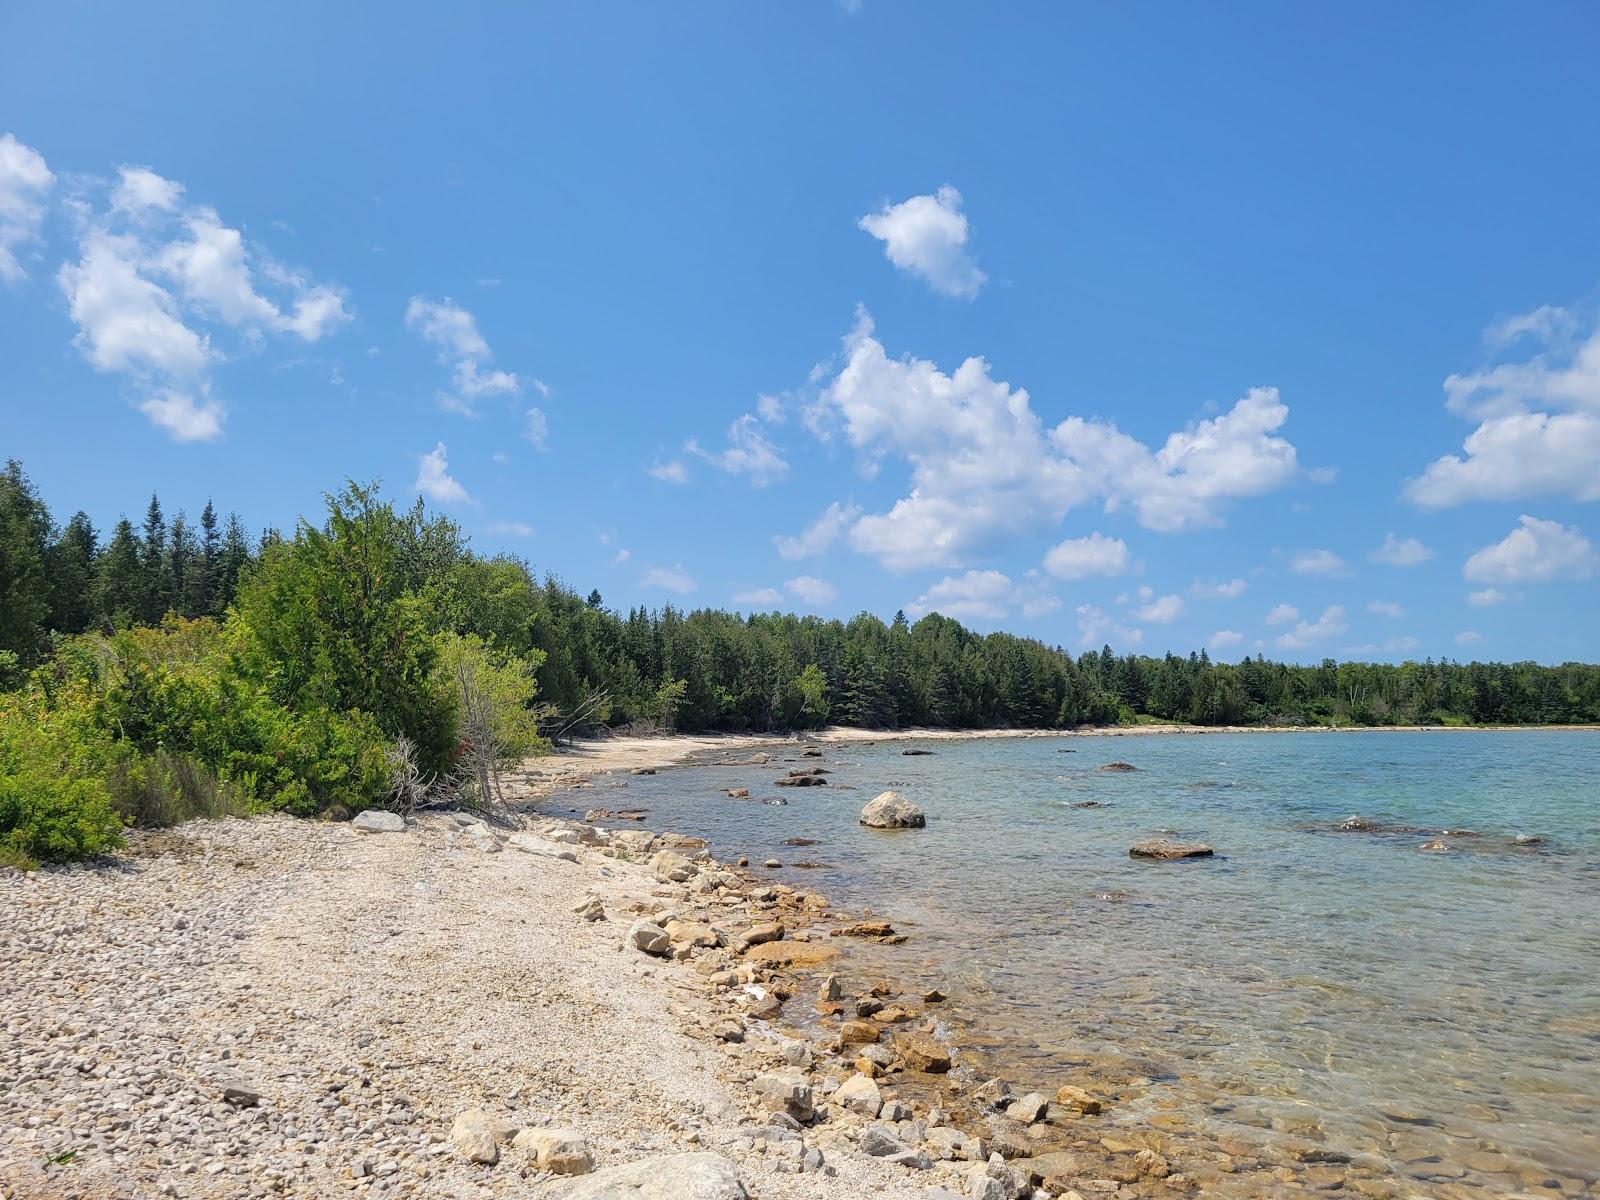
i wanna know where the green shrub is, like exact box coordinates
[0,686,124,864]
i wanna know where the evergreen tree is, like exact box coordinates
[214,513,253,613]
[138,493,168,624]
[0,460,52,667]
[96,518,143,627]
[168,511,197,617]
[47,511,98,635]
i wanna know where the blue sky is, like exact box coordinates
[3,2,1599,663]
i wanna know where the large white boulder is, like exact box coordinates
[351,810,405,833]
[553,1151,746,1199]
[859,790,926,829]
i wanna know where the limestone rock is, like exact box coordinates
[651,849,698,883]
[451,1108,513,1165]
[861,1124,911,1157]
[752,1073,814,1121]
[835,1073,883,1117]
[895,1031,952,1073]
[1128,839,1213,860]
[508,832,579,861]
[624,919,671,956]
[1005,1093,1048,1124]
[513,1127,594,1176]
[554,1152,746,1199]
[860,790,926,830]
[351,810,405,833]
[1053,1084,1104,1115]
[1097,761,1138,772]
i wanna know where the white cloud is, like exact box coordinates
[1306,466,1338,484]
[1345,635,1420,657]
[1463,515,1598,584]
[858,185,985,299]
[1456,630,1484,645]
[487,520,533,537]
[640,565,696,594]
[0,133,54,283]
[687,413,788,486]
[1367,600,1405,618]
[1407,303,1600,506]
[612,549,631,566]
[1208,630,1244,651]
[1191,577,1247,599]
[1370,533,1434,566]
[1042,532,1128,580]
[524,406,548,450]
[1133,593,1184,623]
[405,296,522,414]
[785,575,838,607]
[812,311,1302,569]
[1467,588,1507,606]
[774,501,861,560]
[1277,605,1349,649]
[906,569,1059,622]
[138,390,223,443]
[1265,603,1300,626]
[56,163,348,441]
[756,393,785,423]
[1075,604,1142,649]
[1290,549,1350,576]
[415,442,470,504]
[648,459,688,484]
[733,587,784,606]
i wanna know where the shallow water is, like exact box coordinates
[561,731,1600,1190]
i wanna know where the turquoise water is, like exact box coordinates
[564,732,1600,1188]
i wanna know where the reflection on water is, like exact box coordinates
[553,731,1600,1192]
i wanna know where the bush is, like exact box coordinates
[0,686,123,865]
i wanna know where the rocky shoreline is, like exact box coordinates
[4,734,1592,1200]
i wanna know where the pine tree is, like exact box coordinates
[193,500,219,616]
[138,493,168,624]
[96,518,143,627]
[47,511,98,634]
[0,460,53,666]
[214,514,253,613]
[169,511,197,617]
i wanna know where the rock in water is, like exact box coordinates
[1129,839,1213,860]
[894,1031,952,1072]
[554,1152,747,1199]
[1097,761,1138,772]
[351,810,405,833]
[859,790,926,829]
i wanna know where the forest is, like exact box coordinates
[3,460,1598,865]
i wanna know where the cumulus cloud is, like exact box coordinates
[405,296,523,414]
[688,414,788,486]
[523,407,548,450]
[1277,605,1349,649]
[906,569,1058,622]
[1407,303,1600,506]
[640,565,696,594]
[1457,630,1485,645]
[0,133,54,283]
[733,587,784,607]
[858,185,985,299]
[415,442,470,504]
[648,459,688,484]
[1042,532,1129,580]
[1463,515,1598,583]
[487,520,533,537]
[612,548,631,566]
[1467,588,1507,606]
[1075,604,1142,649]
[1133,593,1184,623]
[1290,549,1350,576]
[1191,577,1247,599]
[1265,603,1300,626]
[785,575,838,607]
[1367,600,1405,618]
[54,163,348,441]
[774,502,860,560]
[1209,630,1244,651]
[811,311,1302,570]
[1370,533,1434,566]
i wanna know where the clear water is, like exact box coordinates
[558,732,1600,1188]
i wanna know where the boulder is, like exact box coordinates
[838,1019,881,1046]
[1005,1093,1049,1124]
[508,833,579,861]
[351,810,405,834]
[554,1152,747,1199]
[572,897,606,922]
[651,850,698,883]
[752,1073,814,1121]
[726,788,750,799]
[733,921,784,953]
[1097,762,1138,773]
[860,791,926,830]
[218,1078,261,1107]
[450,1108,514,1165]
[624,920,671,956]
[834,1073,883,1117]
[1052,1084,1104,1115]
[1128,839,1213,860]
[901,748,935,756]
[774,774,827,788]
[512,1128,593,1176]
[894,1032,952,1073]
[860,1125,911,1157]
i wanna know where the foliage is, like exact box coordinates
[0,680,124,864]
[434,632,550,763]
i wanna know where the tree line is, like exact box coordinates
[4,459,1597,736]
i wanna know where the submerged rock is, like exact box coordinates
[1129,839,1214,860]
[774,775,827,788]
[860,790,926,829]
[894,1031,952,1073]
[1097,761,1139,773]
[902,748,935,756]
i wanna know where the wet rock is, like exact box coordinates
[351,810,405,833]
[512,1127,594,1176]
[861,791,927,829]
[838,1020,881,1046]
[984,1124,1033,1160]
[973,1078,1013,1110]
[1134,1149,1170,1178]
[895,1032,951,1073]
[734,921,784,952]
[1097,762,1138,773]
[902,748,935,756]
[631,766,657,775]
[836,919,897,938]
[1053,1085,1104,1115]
[1129,839,1213,860]
[1420,839,1451,853]
[1005,1093,1049,1124]
[624,919,671,956]
[726,787,750,799]
[557,1152,747,1199]
[1513,833,1544,846]
[775,774,827,788]
[783,837,820,846]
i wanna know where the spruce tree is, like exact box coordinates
[214,514,253,613]
[96,518,142,627]
[0,460,53,665]
[47,511,98,634]
[169,511,197,617]
[138,493,168,624]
